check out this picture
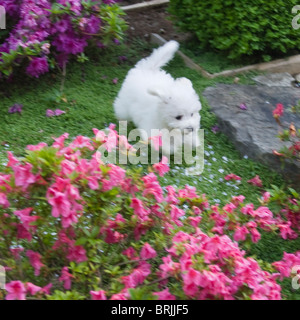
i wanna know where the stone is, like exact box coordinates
[253,72,294,87]
[203,84,300,185]
[295,73,300,82]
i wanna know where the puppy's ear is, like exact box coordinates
[147,87,167,102]
[176,77,192,87]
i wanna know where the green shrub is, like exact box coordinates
[168,0,300,60]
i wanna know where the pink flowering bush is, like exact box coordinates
[0,0,127,78]
[0,125,299,300]
[272,103,300,163]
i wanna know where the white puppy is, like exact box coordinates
[113,40,202,155]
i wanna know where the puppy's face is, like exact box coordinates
[148,77,201,133]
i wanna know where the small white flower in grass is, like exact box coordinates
[222,192,228,196]
[205,150,210,157]
[219,178,223,182]
[208,145,213,149]
[213,199,221,203]
[243,155,248,159]
[222,156,228,162]
[212,157,217,162]
[210,150,215,155]
[209,174,215,179]
[218,168,225,173]
[207,162,212,166]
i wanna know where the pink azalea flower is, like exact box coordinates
[262,192,271,202]
[170,205,185,226]
[90,290,107,300]
[67,245,87,263]
[26,142,48,151]
[7,151,19,167]
[149,133,162,150]
[153,288,176,300]
[165,185,179,204]
[10,247,24,260]
[47,189,71,218]
[223,202,237,213]
[247,175,263,188]
[250,228,261,243]
[13,163,36,190]
[130,198,149,219]
[26,282,42,295]
[122,247,138,260]
[254,206,273,219]
[26,250,45,276]
[59,267,74,290]
[40,283,53,295]
[0,192,10,208]
[142,173,164,203]
[273,103,284,118]
[224,173,241,181]
[52,133,69,149]
[233,225,249,242]
[140,243,157,260]
[188,216,202,228]
[5,281,26,300]
[110,292,128,300]
[69,135,94,150]
[153,156,170,177]
[14,208,39,231]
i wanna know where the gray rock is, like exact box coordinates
[295,73,300,82]
[203,84,300,185]
[253,72,294,87]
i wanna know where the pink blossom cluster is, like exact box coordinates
[159,231,281,300]
[0,0,124,78]
[0,126,299,300]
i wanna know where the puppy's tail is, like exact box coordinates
[135,40,179,70]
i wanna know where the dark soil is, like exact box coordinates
[122,5,191,43]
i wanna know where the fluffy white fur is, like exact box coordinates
[113,40,202,154]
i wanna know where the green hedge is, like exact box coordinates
[168,0,300,60]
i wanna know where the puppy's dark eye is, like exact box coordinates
[191,113,194,117]
[175,115,183,120]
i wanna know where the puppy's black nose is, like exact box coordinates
[185,127,194,132]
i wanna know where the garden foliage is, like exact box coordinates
[0,0,127,78]
[0,125,299,300]
[168,0,300,60]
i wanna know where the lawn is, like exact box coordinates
[1,40,299,299]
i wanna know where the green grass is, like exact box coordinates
[0,40,299,299]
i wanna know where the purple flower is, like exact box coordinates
[8,104,23,114]
[54,109,66,116]
[211,125,220,134]
[118,55,127,63]
[46,109,55,117]
[26,57,49,78]
[85,16,101,34]
[46,109,65,117]
[240,103,248,110]
[112,78,118,84]
[54,19,70,33]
